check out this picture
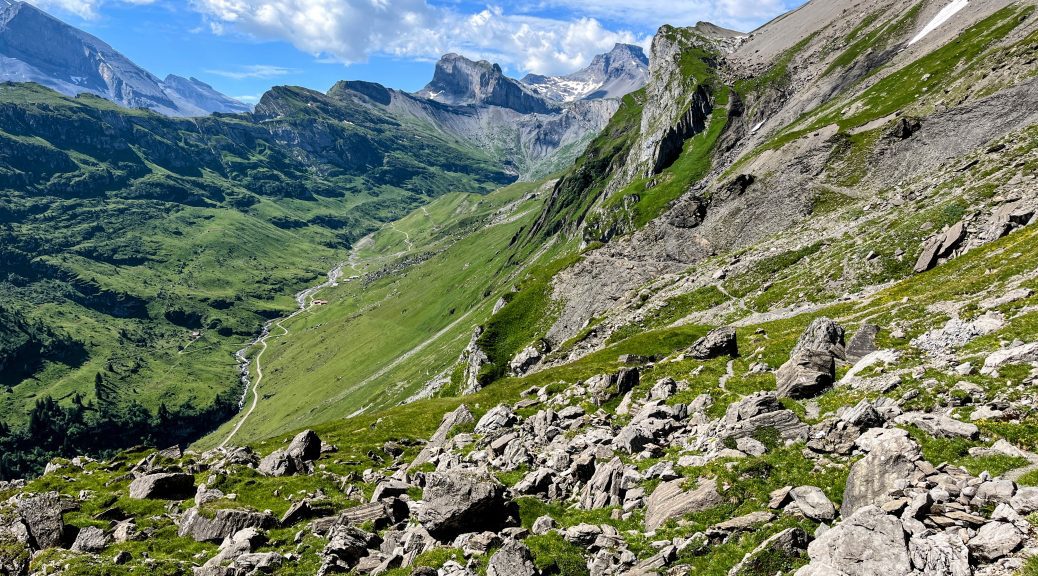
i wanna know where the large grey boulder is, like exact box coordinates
[645,478,722,531]
[721,392,808,442]
[178,507,276,542]
[258,430,322,477]
[795,506,910,576]
[417,471,514,540]
[18,493,73,550]
[487,539,537,576]
[914,221,966,273]
[776,318,845,399]
[474,405,518,435]
[688,327,738,359]
[729,527,810,576]
[967,521,1023,561]
[908,532,970,576]
[321,524,381,569]
[789,486,836,522]
[842,432,920,516]
[70,526,109,553]
[894,412,978,439]
[128,472,195,500]
[409,404,474,470]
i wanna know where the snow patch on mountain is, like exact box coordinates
[910,0,969,45]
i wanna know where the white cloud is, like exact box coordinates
[206,64,297,79]
[186,0,650,75]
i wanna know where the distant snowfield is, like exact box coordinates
[910,0,969,45]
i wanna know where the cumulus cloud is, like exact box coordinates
[26,0,799,75]
[188,0,649,75]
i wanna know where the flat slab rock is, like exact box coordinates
[644,478,721,531]
[178,507,276,543]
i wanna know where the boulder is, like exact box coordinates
[796,506,910,576]
[258,430,322,477]
[70,526,109,553]
[729,527,810,576]
[722,392,808,443]
[845,324,880,363]
[914,221,966,273]
[322,524,380,569]
[981,342,1038,375]
[417,471,514,540]
[789,486,836,522]
[967,521,1023,561]
[842,433,920,516]
[509,346,542,375]
[894,412,978,439]
[128,472,195,500]
[688,327,738,360]
[486,540,537,576]
[645,478,722,531]
[178,507,276,542]
[18,492,72,550]
[776,318,845,399]
[474,405,518,435]
[908,532,970,576]
[578,457,626,510]
[410,405,474,470]
[1010,486,1038,514]
[588,368,640,404]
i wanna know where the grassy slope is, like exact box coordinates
[195,181,563,445]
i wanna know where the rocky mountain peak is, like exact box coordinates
[0,1,245,116]
[520,42,650,102]
[415,52,555,114]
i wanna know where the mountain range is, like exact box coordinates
[0,0,250,116]
[3,0,1038,575]
[521,43,651,101]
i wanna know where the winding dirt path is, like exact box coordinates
[218,239,370,448]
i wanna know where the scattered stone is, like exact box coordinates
[981,342,1038,376]
[729,527,810,576]
[486,540,537,576]
[914,221,966,273]
[845,324,880,363]
[18,492,72,550]
[843,432,920,515]
[178,508,276,542]
[410,405,474,470]
[894,412,978,439]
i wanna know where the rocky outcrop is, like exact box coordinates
[776,318,845,399]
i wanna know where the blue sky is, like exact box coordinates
[29,0,803,103]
